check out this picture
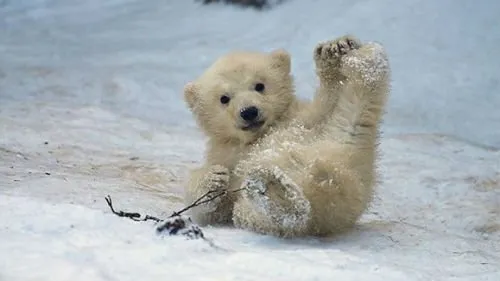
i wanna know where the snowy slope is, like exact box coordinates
[1,0,499,280]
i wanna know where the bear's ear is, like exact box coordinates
[269,48,291,74]
[183,82,198,110]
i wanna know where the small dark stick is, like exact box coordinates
[104,188,244,250]
[169,189,226,217]
[169,187,245,217]
[105,187,245,222]
[104,195,162,223]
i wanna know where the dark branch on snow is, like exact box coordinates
[105,188,244,249]
[170,187,245,217]
[105,187,245,222]
[105,195,162,223]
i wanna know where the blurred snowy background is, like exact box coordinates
[0,0,499,280]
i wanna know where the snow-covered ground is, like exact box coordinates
[1,0,499,280]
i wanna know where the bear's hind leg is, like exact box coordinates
[301,35,362,128]
[320,39,390,146]
[233,165,311,237]
[232,142,369,237]
[297,143,370,236]
[307,35,390,146]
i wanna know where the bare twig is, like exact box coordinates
[104,187,245,222]
[169,189,224,217]
[104,188,244,251]
[104,195,162,223]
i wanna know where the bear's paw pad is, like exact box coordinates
[315,36,361,62]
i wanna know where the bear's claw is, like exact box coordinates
[314,35,361,64]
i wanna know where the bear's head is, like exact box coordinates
[184,49,295,144]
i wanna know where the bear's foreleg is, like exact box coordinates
[185,165,235,225]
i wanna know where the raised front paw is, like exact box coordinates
[314,35,362,71]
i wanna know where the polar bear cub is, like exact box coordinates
[183,35,390,237]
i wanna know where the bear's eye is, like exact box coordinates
[220,95,231,105]
[254,83,265,93]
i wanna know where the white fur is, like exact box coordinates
[184,35,391,237]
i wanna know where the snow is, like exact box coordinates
[0,0,499,280]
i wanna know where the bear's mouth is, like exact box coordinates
[241,120,265,131]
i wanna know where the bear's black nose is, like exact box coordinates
[240,106,259,122]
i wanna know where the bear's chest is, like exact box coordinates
[207,143,252,170]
